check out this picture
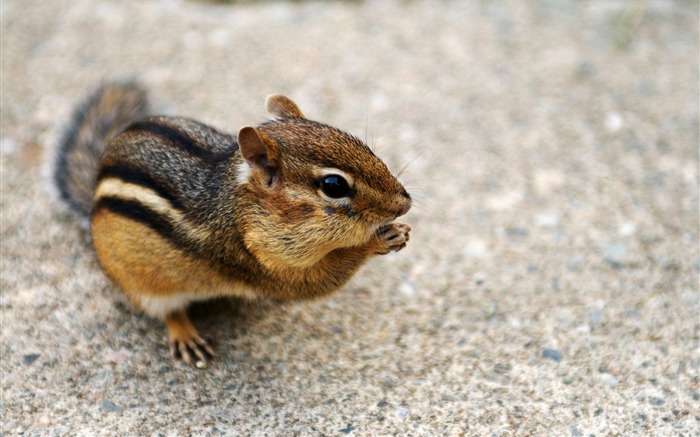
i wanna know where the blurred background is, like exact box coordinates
[2,1,698,435]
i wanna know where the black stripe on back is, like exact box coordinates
[96,164,184,211]
[124,120,222,163]
[94,197,188,251]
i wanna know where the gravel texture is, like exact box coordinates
[2,0,698,435]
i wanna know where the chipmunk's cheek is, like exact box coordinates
[322,203,356,219]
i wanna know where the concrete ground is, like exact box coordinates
[1,0,698,435]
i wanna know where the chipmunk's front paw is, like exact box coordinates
[374,222,411,255]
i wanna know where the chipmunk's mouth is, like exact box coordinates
[356,202,410,233]
[371,219,398,233]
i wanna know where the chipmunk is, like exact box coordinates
[54,82,411,367]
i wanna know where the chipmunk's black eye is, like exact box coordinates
[320,175,351,199]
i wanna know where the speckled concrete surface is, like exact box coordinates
[1,0,698,435]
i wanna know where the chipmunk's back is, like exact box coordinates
[97,116,238,221]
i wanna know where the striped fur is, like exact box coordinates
[93,178,210,246]
[93,115,238,242]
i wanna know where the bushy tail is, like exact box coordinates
[54,82,149,217]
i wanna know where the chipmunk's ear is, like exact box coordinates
[265,95,305,119]
[238,126,280,186]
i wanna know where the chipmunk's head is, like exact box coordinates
[236,95,411,270]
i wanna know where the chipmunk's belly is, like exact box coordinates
[133,287,258,320]
[135,292,227,319]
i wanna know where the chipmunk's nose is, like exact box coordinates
[396,206,409,218]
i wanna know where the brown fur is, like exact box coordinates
[55,83,411,367]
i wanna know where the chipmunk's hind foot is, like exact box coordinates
[166,310,217,368]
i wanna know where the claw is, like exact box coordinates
[166,310,217,369]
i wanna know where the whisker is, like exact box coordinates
[409,195,428,207]
[407,203,427,214]
[364,105,369,146]
[395,153,423,179]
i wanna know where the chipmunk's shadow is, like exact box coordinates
[188,297,276,340]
